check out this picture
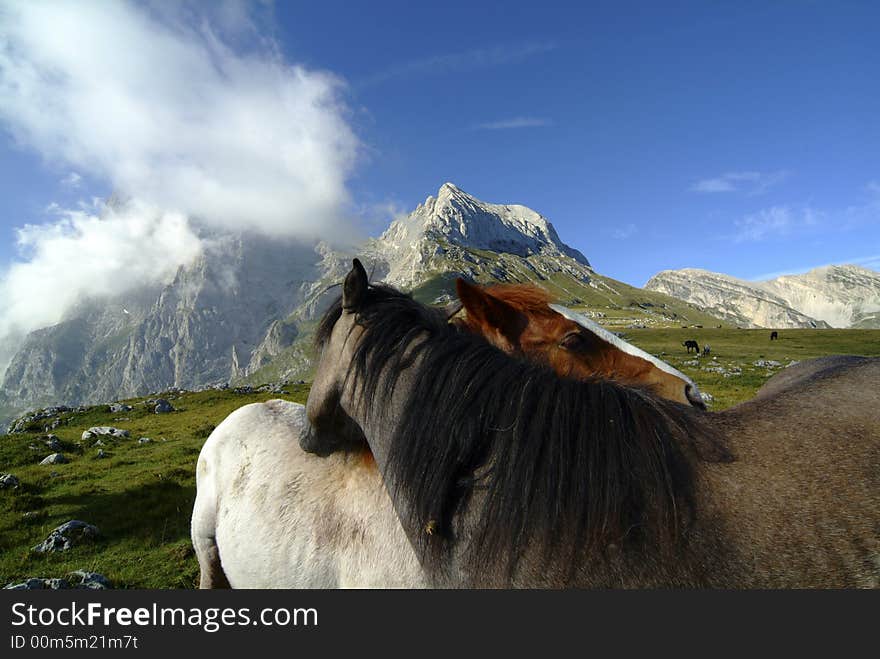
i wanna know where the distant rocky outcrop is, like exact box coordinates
[645,268,836,329]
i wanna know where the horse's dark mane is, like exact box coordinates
[317,285,727,583]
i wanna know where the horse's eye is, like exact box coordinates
[559,332,586,351]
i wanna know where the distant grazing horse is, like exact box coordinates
[192,280,703,588]
[683,339,700,354]
[771,331,779,340]
[302,258,880,587]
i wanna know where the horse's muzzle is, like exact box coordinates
[299,422,335,456]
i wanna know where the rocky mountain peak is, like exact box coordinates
[375,183,590,288]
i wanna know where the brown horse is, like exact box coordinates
[454,280,704,407]
[193,279,701,588]
[302,259,879,587]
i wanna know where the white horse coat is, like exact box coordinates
[192,399,424,588]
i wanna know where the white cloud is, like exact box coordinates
[60,172,82,188]
[474,117,551,130]
[611,223,638,240]
[732,205,820,243]
[0,0,363,369]
[691,170,789,195]
[0,0,359,239]
[359,40,556,88]
[0,198,203,368]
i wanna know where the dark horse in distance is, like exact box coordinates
[683,339,700,353]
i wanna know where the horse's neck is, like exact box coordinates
[350,355,429,546]
[350,349,482,585]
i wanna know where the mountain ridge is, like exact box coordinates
[645,264,880,329]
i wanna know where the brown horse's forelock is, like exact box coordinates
[314,285,731,583]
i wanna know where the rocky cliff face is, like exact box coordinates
[0,234,338,409]
[760,265,880,328]
[645,265,880,329]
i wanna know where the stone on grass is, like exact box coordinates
[137,437,152,444]
[4,571,111,590]
[32,520,100,553]
[81,427,130,441]
[153,399,174,414]
[0,473,20,489]
[40,453,67,465]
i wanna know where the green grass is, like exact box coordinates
[1,329,878,588]
[0,386,309,589]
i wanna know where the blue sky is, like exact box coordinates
[1,0,878,290]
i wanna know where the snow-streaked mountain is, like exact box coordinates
[645,265,880,329]
[368,182,591,288]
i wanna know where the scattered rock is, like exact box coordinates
[40,453,67,465]
[69,571,111,589]
[4,578,70,590]
[92,439,106,447]
[153,399,174,414]
[4,571,111,590]
[82,427,130,441]
[0,473,20,490]
[96,449,107,459]
[753,359,782,368]
[700,392,714,403]
[137,437,152,444]
[44,435,63,451]
[108,403,133,413]
[7,406,72,434]
[32,520,100,553]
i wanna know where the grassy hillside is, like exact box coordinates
[2,329,878,588]
[0,386,308,589]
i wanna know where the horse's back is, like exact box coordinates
[193,399,424,588]
[754,355,875,400]
[192,400,309,587]
[707,356,880,586]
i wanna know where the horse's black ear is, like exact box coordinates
[342,258,368,310]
